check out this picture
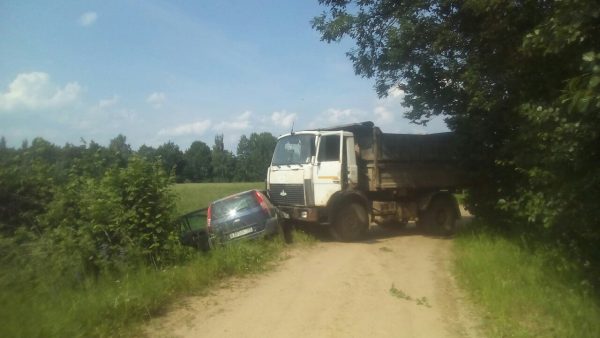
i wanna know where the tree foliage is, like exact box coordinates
[234,132,277,182]
[40,156,178,274]
[156,141,185,182]
[183,140,212,182]
[314,0,600,280]
[211,134,236,182]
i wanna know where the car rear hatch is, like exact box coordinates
[209,191,270,241]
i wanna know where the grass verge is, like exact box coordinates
[454,221,600,337]
[0,233,315,338]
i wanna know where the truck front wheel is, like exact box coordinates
[331,202,368,242]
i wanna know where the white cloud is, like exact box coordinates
[78,11,98,27]
[307,107,363,129]
[324,108,362,124]
[158,120,211,136]
[147,92,166,108]
[0,72,81,111]
[374,106,394,124]
[271,110,296,129]
[97,95,119,109]
[213,110,252,131]
[372,86,406,125]
[388,87,405,98]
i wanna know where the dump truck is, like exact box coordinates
[266,121,464,241]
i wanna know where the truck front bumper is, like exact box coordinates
[277,206,321,222]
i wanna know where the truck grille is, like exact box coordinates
[269,184,305,206]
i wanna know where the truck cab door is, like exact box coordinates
[344,135,358,189]
[313,132,343,206]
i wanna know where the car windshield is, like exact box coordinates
[271,134,316,165]
[211,193,258,221]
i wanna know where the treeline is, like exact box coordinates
[140,133,276,183]
[0,131,276,184]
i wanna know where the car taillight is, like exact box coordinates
[207,205,212,231]
[254,191,269,215]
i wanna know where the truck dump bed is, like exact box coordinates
[322,121,463,192]
[368,130,462,191]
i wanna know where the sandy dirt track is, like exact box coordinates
[147,220,482,337]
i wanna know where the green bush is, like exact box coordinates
[39,155,182,277]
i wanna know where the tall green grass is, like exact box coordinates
[454,222,600,337]
[0,239,287,337]
[0,182,314,338]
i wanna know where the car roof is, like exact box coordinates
[211,189,259,205]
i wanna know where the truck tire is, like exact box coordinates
[331,202,368,242]
[419,195,457,236]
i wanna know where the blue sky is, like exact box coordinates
[0,0,448,151]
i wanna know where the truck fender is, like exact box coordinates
[418,192,460,219]
[326,190,370,222]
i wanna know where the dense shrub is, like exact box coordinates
[0,155,54,235]
[40,156,182,277]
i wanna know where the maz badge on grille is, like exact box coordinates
[280,189,287,197]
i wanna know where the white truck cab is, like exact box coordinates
[267,130,357,217]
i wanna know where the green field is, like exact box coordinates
[454,222,600,337]
[173,182,263,215]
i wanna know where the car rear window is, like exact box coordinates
[211,193,259,221]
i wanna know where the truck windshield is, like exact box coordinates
[272,134,316,165]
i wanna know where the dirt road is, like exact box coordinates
[147,221,482,337]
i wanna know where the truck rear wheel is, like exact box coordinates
[331,202,368,242]
[419,195,457,236]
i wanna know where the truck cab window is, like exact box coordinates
[272,134,315,165]
[318,135,340,162]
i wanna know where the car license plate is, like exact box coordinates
[229,227,253,239]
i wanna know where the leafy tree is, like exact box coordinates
[81,140,115,177]
[211,134,235,182]
[156,141,185,182]
[29,137,60,163]
[234,135,252,181]
[0,154,54,235]
[314,0,600,280]
[249,132,277,180]
[137,144,157,160]
[108,134,132,168]
[234,132,276,181]
[182,140,212,182]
